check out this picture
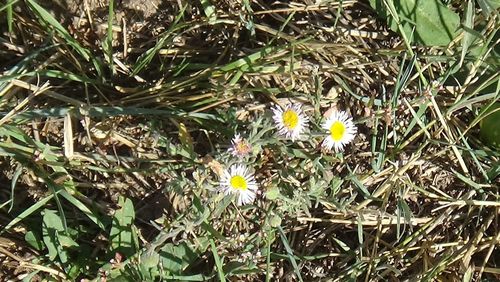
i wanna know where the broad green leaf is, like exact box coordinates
[57,233,79,248]
[25,230,44,251]
[140,249,161,280]
[480,103,500,149]
[269,213,282,228]
[369,0,460,46]
[159,242,199,274]
[42,209,65,261]
[265,186,280,200]
[142,250,160,268]
[110,197,136,257]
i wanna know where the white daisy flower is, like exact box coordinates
[321,110,357,152]
[272,103,309,141]
[220,164,258,205]
[228,133,252,158]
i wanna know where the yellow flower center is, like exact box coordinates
[330,121,346,141]
[282,110,299,129]
[230,175,247,190]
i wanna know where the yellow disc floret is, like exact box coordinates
[230,175,248,190]
[282,110,299,129]
[330,121,346,141]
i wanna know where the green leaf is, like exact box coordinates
[57,233,79,248]
[219,40,305,72]
[347,174,371,198]
[42,209,65,261]
[269,214,282,228]
[159,241,199,274]
[265,186,280,200]
[25,230,44,251]
[332,237,351,252]
[479,103,500,149]
[11,106,223,122]
[142,250,160,268]
[104,0,115,73]
[139,249,161,280]
[369,0,460,46]
[110,196,136,257]
[21,271,40,282]
[200,0,217,23]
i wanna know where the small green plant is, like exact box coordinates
[369,0,460,45]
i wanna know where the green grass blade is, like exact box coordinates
[0,0,19,14]
[277,226,303,282]
[59,189,105,230]
[132,5,188,75]
[25,0,91,61]
[6,0,14,33]
[220,42,296,72]
[1,193,55,234]
[25,0,103,77]
[265,229,274,282]
[459,0,475,68]
[209,238,226,282]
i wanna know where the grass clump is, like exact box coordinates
[0,0,499,281]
